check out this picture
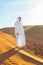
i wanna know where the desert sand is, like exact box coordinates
[0,26,43,65]
[25,26,43,57]
[0,32,35,65]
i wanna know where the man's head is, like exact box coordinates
[17,17,21,22]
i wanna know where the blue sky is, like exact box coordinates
[0,0,43,29]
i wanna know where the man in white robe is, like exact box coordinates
[15,17,26,50]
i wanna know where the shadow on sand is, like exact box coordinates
[0,48,43,65]
[0,48,17,64]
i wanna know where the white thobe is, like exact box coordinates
[15,21,26,46]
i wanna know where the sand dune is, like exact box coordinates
[0,26,33,36]
[25,26,43,57]
[0,26,43,65]
[0,31,36,65]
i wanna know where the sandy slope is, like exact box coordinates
[0,26,43,65]
[25,26,43,57]
[0,32,35,65]
[0,26,33,36]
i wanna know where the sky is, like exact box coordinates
[0,0,43,29]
